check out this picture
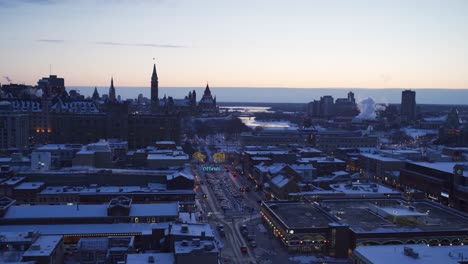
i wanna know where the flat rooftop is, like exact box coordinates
[298,157,345,163]
[296,147,322,153]
[36,144,81,151]
[0,177,25,186]
[321,199,468,233]
[22,235,62,257]
[408,162,468,177]
[0,222,214,237]
[3,202,179,219]
[174,240,218,254]
[39,185,193,195]
[14,182,45,190]
[126,253,174,264]
[147,153,189,160]
[329,182,400,195]
[0,223,168,236]
[21,167,178,176]
[360,153,403,162]
[264,199,468,233]
[265,202,334,229]
[354,244,468,264]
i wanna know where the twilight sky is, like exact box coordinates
[1,0,467,88]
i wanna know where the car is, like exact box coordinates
[240,245,248,254]
[241,229,248,237]
[219,228,225,237]
[249,241,257,248]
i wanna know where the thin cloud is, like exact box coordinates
[93,41,185,48]
[37,39,65,43]
[0,0,55,8]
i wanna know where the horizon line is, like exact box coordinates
[67,86,468,90]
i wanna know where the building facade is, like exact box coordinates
[401,90,416,121]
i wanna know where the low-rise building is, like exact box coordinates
[352,244,468,264]
[0,196,179,225]
[36,185,195,211]
[77,236,134,264]
[313,131,378,153]
[400,162,468,212]
[32,144,82,169]
[21,235,64,264]
[289,181,401,201]
[174,239,218,264]
[358,153,405,185]
[147,152,189,170]
[12,182,45,204]
[260,198,468,258]
[297,156,346,177]
[240,130,309,147]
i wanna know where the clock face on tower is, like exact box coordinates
[457,170,462,175]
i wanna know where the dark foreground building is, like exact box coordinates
[260,198,468,258]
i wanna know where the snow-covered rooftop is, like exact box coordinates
[0,223,168,236]
[410,162,468,177]
[22,235,62,257]
[174,240,218,254]
[39,185,194,195]
[36,144,82,151]
[271,174,290,188]
[298,157,345,163]
[254,163,289,174]
[244,150,290,155]
[0,177,25,186]
[354,244,468,264]
[13,182,45,190]
[147,153,189,160]
[360,153,403,162]
[379,207,426,217]
[126,253,175,264]
[166,171,194,181]
[169,223,214,238]
[4,202,179,219]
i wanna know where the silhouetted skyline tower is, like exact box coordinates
[347,91,355,104]
[92,87,100,100]
[151,64,159,113]
[109,77,116,102]
[37,75,65,98]
[401,89,416,121]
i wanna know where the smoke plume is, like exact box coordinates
[357,97,376,120]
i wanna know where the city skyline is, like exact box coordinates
[1,0,468,89]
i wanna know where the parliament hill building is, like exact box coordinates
[0,64,218,150]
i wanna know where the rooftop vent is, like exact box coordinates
[404,247,419,258]
[204,242,215,251]
[192,238,200,246]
